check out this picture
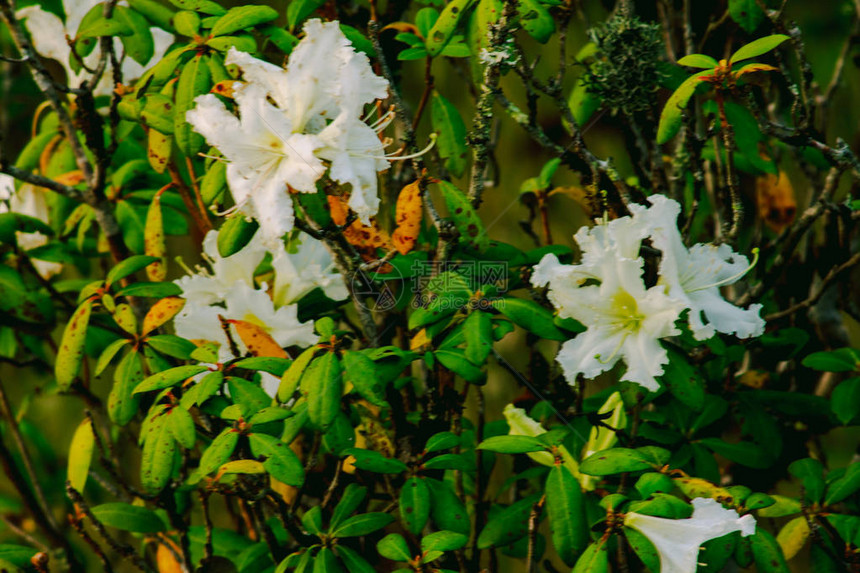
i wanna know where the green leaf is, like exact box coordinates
[568,75,600,128]
[91,503,166,533]
[802,348,860,372]
[334,546,375,573]
[206,34,256,53]
[624,526,660,571]
[463,310,492,365]
[572,539,608,573]
[116,282,182,298]
[330,484,367,530]
[226,377,271,412]
[331,512,394,538]
[301,352,342,430]
[438,180,488,250]
[422,530,469,553]
[168,406,196,449]
[426,431,460,453]
[825,462,860,505]
[78,16,134,38]
[580,447,661,476]
[312,547,342,573]
[115,6,155,64]
[248,432,304,486]
[343,351,387,407]
[477,494,542,549]
[477,435,547,454]
[677,54,719,68]
[517,0,554,43]
[286,0,325,32]
[546,465,587,565]
[134,365,210,394]
[491,298,566,340]
[67,417,96,493]
[427,478,471,535]
[831,377,860,424]
[431,92,469,177]
[108,350,143,426]
[750,529,790,572]
[55,299,93,390]
[194,428,239,479]
[173,10,200,36]
[757,495,801,518]
[788,458,825,503]
[377,533,412,562]
[426,0,473,56]
[211,5,278,36]
[278,346,316,402]
[435,349,486,384]
[342,448,407,474]
[167,0,226,15]
[729,0,765,32]
[657,71,712,144]
[699,439,770,469]
[730,34,790,63]
[400,477,431,535]
[660,348,705,411]
[217,215,259,258]
[175,54,212,156]
[140,409,175,493]
[422,453,472,471]
[106,255,160,287]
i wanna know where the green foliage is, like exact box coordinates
[0,2,856,572]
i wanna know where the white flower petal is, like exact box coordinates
[272,236,347,305]
[624,498,756,573]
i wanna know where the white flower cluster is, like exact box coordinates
[173,229,347,365]
[532,195,764,391]
[17,0,173,97]
[186,19,392,248]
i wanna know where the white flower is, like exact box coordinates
[637,195,765,340]
[187,19,391,246]
[503,404,582,481]
[624,497,756,573]
[272,236,347,305]
[174,229,267,306]
[185,84,325,248]
[17,0,173,96]
[535,250,683,391]
[0,175,62,279]
[174,281,316,363]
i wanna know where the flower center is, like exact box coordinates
[609,289,645,332]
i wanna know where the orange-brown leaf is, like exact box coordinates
[142,297,186,337]
[391,180,423,255]
[211,80,237,98]
[227,319,288,359]
[53,170,86,186]
[756,171,796,233]
[327,195,392,257]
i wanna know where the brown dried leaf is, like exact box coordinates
[391,180,423,255]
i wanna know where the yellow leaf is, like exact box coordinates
[738,369,769,389]
[756,171,796,233]
[776,516,810,560]
[410,328,430,351]
[391,180,423,255]
[155,539,184,573]
[142,297,186,337]
[228,319,288,359]
[214,459,265,481]
[67,417,95,492]
[673,477,734,502]
[145,192,167,282]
